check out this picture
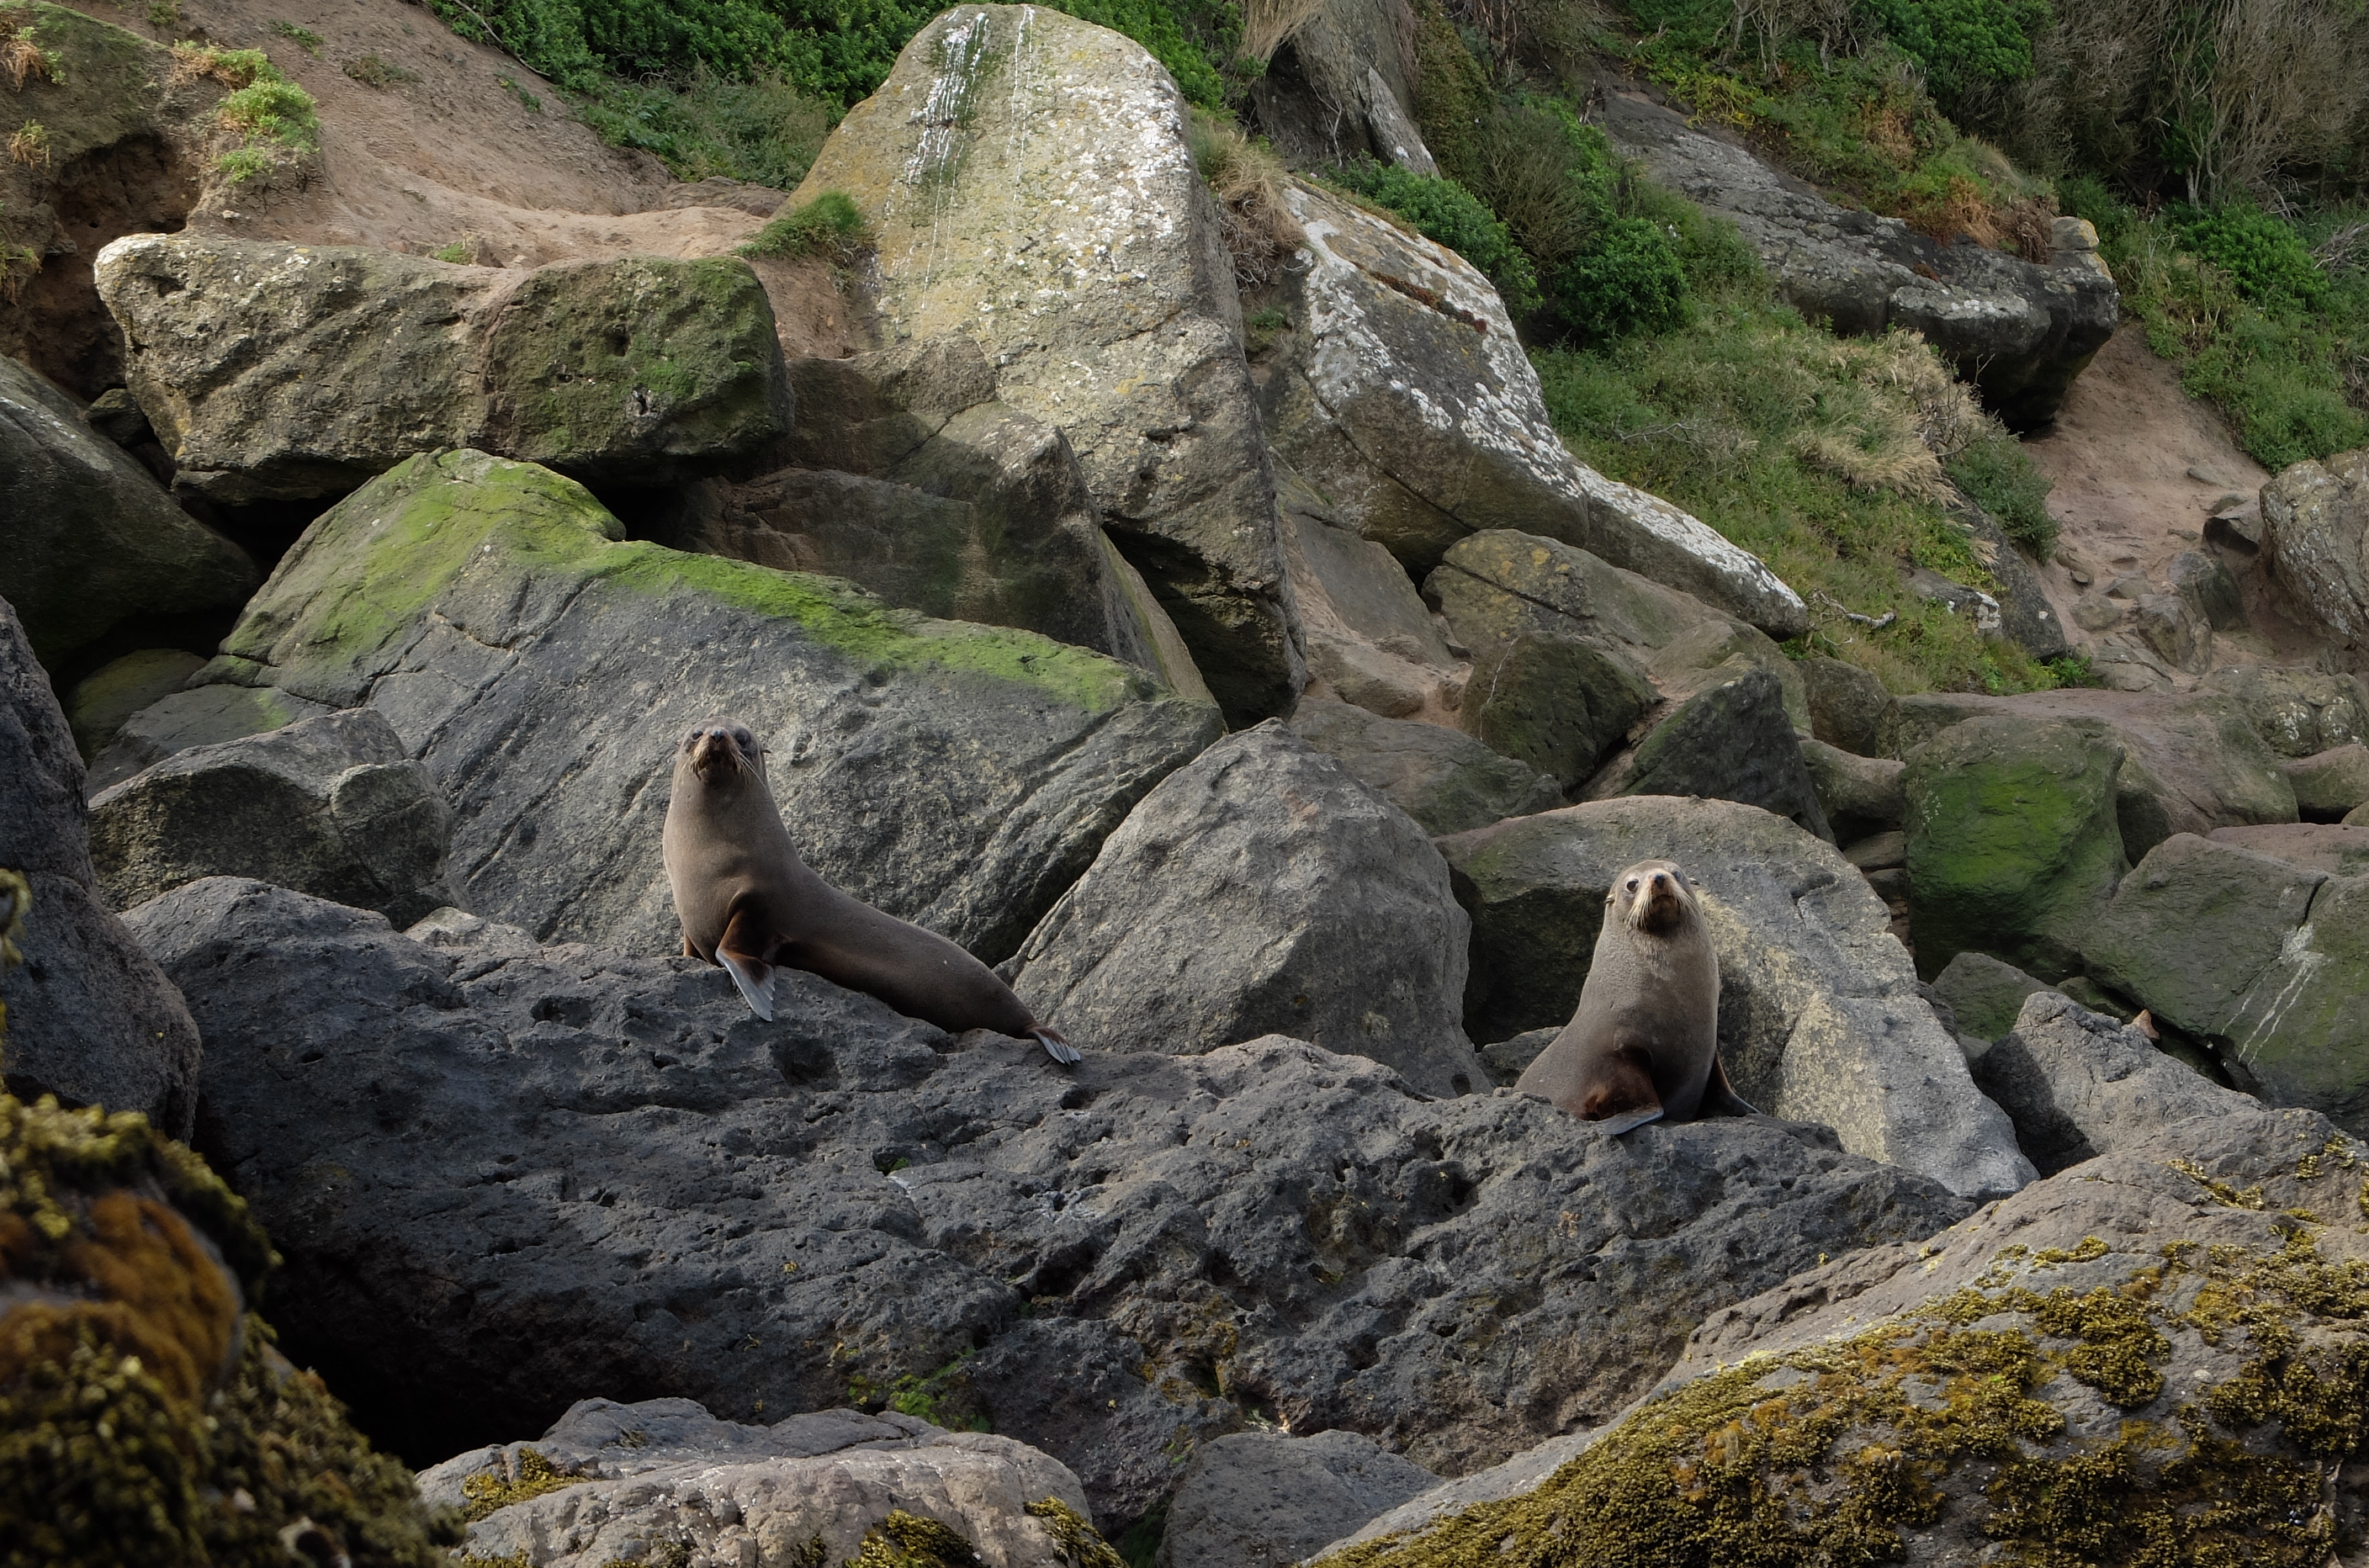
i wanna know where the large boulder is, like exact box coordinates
[2197,665,2369,757]
[1158,1429,1435,1568]
[65,649,204,763]
[1285,697,1561,836]
[2284,741,2369,819]
[2261,447,2369,662]
[0,596,199,1131]
[1599,92,2117,428]
[1317,1103,2369,1568]
[1260,178,1806,634]
[89,708,454,925]
[2207,821,2369,877]
[1435,796,2034,1199]
[1007,723,1484,1098]
[1900,715,2129,982]
[1797,654,1894,757]
[1581,662,1831,841]
[0,354,257,666]
[1244,0,1437,175]
[2085,834,2369,1134]
[1462,633,1657,793]
[1800,736,1905,845]
[129,877,1970,1528]
[179,449,1219,964]
[94,234,791,501]
[86,682,334,795]
[1280,469,1462,721]
[787,6,1302,723]
[424,1396,1111,1568]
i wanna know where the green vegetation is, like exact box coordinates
[496,72,542,112]
[574,66,829,188]
[7,119,46,167]
[739,188,866,260]
[432,240,474,263]
[268,19,321,55]
[342,52,418,87]
[171,43,320,182]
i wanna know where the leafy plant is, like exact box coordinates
[738,188,866,259]
[172,45,320,181]
[342,53,419,87]
[2176,203,2326,313]
[269,19,321,56]
[432,241,474,263]
[575,67,829,188]
[1854,0,2052,103]
[1331,161,1542,315]
[8,119,47,167]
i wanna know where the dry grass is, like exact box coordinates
[8,118,47,167]
[2,16,53,90]
[1189,109,1306,288]
[1239,0,1324,65]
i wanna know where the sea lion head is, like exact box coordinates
[1609,859,1699,936]
[676,717,767,789]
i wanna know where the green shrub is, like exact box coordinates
[1331,162,1543,315]
[2176,203,2327,313]
[575,66,830,187]
[739,188,867,258]
[1550,215,1689,340]
[1945,430,2057,557]
[1854,0,2052,103]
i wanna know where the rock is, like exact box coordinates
[1317,1431,1602,1560]
[2170,548,2246,631]
[1435,796,2034,1198]
[86,682,335,795]
[1475,1026,1557,1089]
[131,877,1971,1525]
[1958,500,2070,659]
[1285,697,1561,836]
[1465,634,1656,792]
[2132,590,2213,673]
[0,354,258,665]
[2207,821,2369,877]
[1261,180,1806,634]
[1886,687,2297,856]
[1970,989,2255,1175]
[1900,715,2129,982]
[1245,0,1436,174]
[2197,665,2369,757]
[89,708,455,926]
[2282,741,2369,818]
[1929,950,2049,1043]
[787,6,1302,723]
[1280,468,1461,720]
[1328,1104,2369,1568]
[2260,446,2369,659]
[1007,723,1482,1098]
[1582,664,1831,841]
[1158,1429,1436,1568]
[65,649,203,762]
[425,1396,1110,1568]
[1842,829,1906,869]
[184,448,1220,965]
[1797,654,1893,757]
[2084,834,2369,1133]
[1902,561,2004,636]
[95,234,790,501]
[1800,737,1904,843]
[1599,93,2117,428]
[0,596,200,1132]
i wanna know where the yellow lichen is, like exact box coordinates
[1026,1496,1128,1568]
[847,1508,983,1567]
[459,1447,585,1522]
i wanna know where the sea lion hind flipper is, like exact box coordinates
[1591,1105,1667,1136]
[716,908,779,1021]
[1702,1052,1758,1117]
[1031,1026,1083,1067]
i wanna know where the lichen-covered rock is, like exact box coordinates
[1285,697,1561,836]
[0,1094,455,1568]
[2261,446,2369,660]
[1158,1429,1436,1568]
[1435,796,2033,1198]
[2198,665,2369,757]
[1007,723,1484,1098]
[94,235,790,501]
[1261,180,1806,634]
[1465,634,1656,792]
[130,877,1969,1528]
[1244,0,1435,175]
[787,6,1302,722]
[183,448,1219,963]
[89,708,454,925]
[1801,736,1905,844]
[422,1396,1110,1568]
[0,596,199,1132]
[0,355,257,665]
[1280,473,1461,721]
[2284,741,2369,818]
[1318,1104,2369,1568]
[1583,663,1831,841]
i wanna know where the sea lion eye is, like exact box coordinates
[1626,877,1640,892]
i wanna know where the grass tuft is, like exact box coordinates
[738,188,866,260]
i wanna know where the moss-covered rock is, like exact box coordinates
[2284,742,2369,819]
[1902,715,2130,982]
[1586,662,1831,842]
[1464,633,1654,792]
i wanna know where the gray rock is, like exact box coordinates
[95,236,792,501]
[2260,446,2369,659]
[133,876,1970,1527]
[2170,548,2246,632]
[66,649,204,763]
[1317,1429,1600,1560]
[2206,821,2369,877]
[1800,736,1904,843]
[1285,698,1562,836]
[1959,501,2070,659]
[86,682,335,795]
[89,708,455,925]
[0,596,200,1132]
[1435,795,2035,1198]
[1280,469,1460,722]
[2197,665,2369,757]
[1466,634,1656,792]
[1009,723,1483,1098]
[1264,182,1807,634]
[1584,663,1832,842]
[1797,654,1893,757]
[1157,1429,1435,1568]
[1244,0,1435,174]
[185,448,1220,965]
[1475,1026,1557,1089]
[1929,950,2049,1044]
[424,1396,1106,1567]
[788,7,1304,723]
[0,354,258,665]
[2282,741,2369,818]
[1599,93,2117,428]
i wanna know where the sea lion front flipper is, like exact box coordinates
[1578,1045,1663,1135]
[1031,1026,1083,1066]
[1700,1052,1758,1117]
[716,908,778,1022]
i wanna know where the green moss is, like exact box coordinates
[739,188,867,260]
[1026,1497,1128,1567]
[459,1447,585,1522]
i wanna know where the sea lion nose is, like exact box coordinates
[709,728,729,743]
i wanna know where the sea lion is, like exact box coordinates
[1514,858,1755,1134]
[662,718,1080,1063]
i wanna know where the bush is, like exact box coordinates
[1550,215,1690,340]
[1854,0,2052,103]
[739,188,866,258]
[1331,162,1544,315]
[575,66,831,187]
[2176,203,2327,313]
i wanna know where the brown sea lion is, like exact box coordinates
[661,718,1079,1063]
[1514,859,1755,1134]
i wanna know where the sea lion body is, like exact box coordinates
[661,718,1077,1061]
[1515,859,1753,1132]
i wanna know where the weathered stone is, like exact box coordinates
[1599,92,2117,428]
[1465,634,1655,791]
[130,877,1969,1526]
[1900,715,2129,982]
[0,354,257,665]
[1475,1025,1557,1089]
[1285,697,1561,836]
[2261,446,2369,659]
[2283,742,2369,818]
[2207,821,2369,877]
[1959,501,2070,659]
[1280,469,1460,721]
[0,596,199,1131]
[1244,0,1436,174]
[1436,796,2033,1197]
[788,6,1302,722]
[1797,654,1893,757]
[1262,182,1806,633]
[1008,723,1482,1098]
[2170,548,2246,631]
[2197,665,2369,757]
[86,682,334,795]
[90,708,454,925]
[426,1397,1108,1568]
[1586,664,1831,841]
[2133,591,2213,673]
[65,649,203,763]
[1929,950,2049,1044]
[1800,737,1904,844]
[1158,1430,1435,1568]
[95,234,790,501]
[184,448,1220,964]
